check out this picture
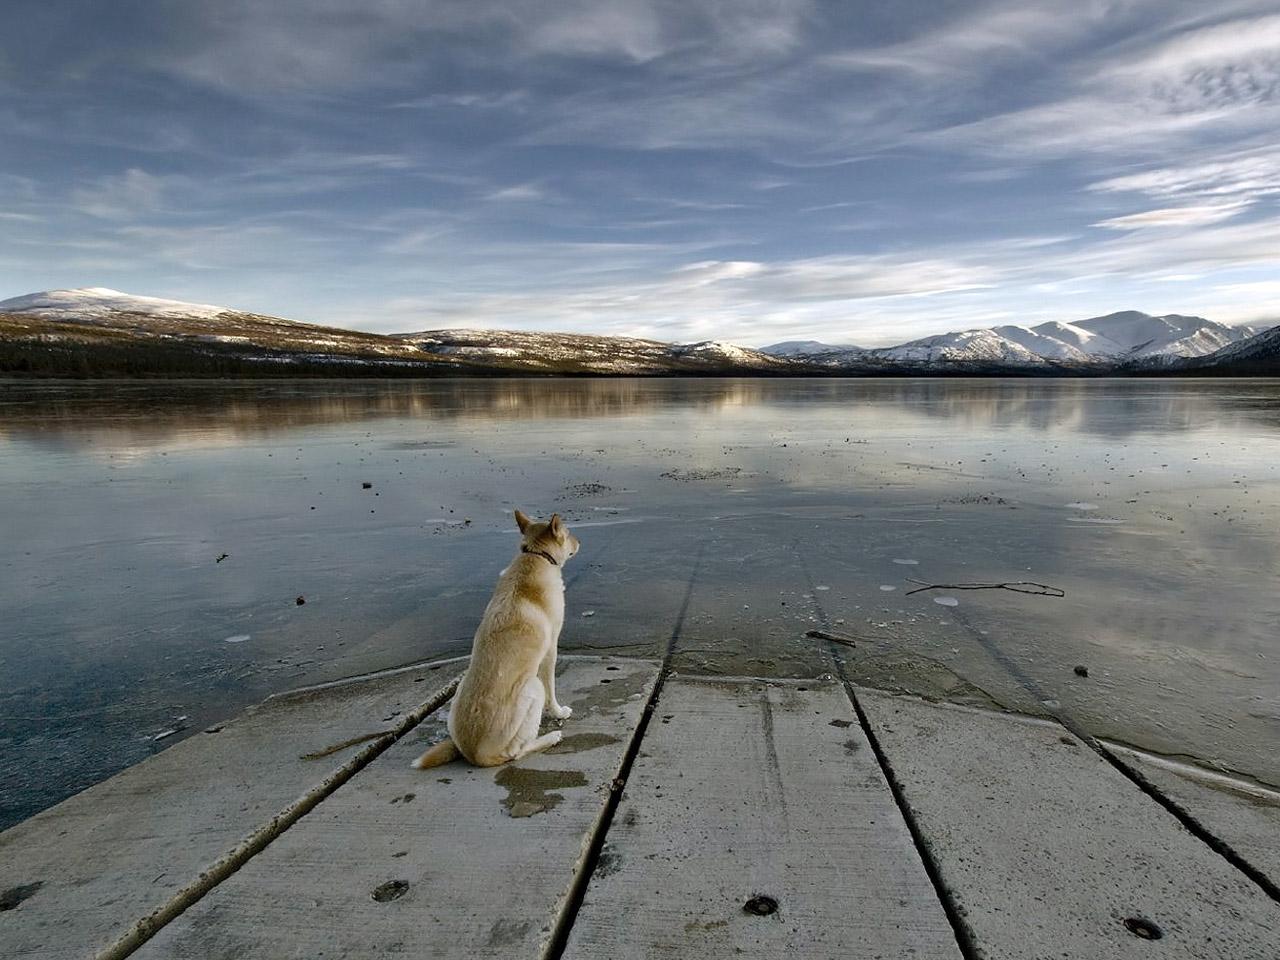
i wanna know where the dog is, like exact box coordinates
[412,510,579,769]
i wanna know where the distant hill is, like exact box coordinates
[398,328,786,374]
[0,288,1272,378]
[0,288,460,378]
[0,288,793,377]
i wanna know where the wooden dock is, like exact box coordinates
[2,656,1278,959]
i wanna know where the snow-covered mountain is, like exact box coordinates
[763,311,1258,368]
[1066,311,1255,360]
[1165,323,1280,375]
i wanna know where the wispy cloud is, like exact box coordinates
[71,169,173,220]
[389,91,529,111]
[522,2,667,62]
[119,0,815,97]
[1094,200,1254,230]
[823,3,1092,78]
[368,249,999,343]
[1089,149,1280,202]
[483,183,548,202]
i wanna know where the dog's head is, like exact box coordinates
[514,509,580,565]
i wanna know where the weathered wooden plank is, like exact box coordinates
[858,689,1280,959]
[1107,742,1280,893]
[0,659,464,960]
[562,676,963,960]
[132,657,659,959]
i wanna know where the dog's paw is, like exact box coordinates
[548,703,573,720]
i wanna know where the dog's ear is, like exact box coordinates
[514,509,531,533]
[549,513,564,538]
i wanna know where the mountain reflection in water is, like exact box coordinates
[4,377,1280,447]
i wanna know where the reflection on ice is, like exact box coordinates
[2,376,1279,830]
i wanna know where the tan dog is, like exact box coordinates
[412,510,579,769]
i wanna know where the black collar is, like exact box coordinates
[521,546,560,566]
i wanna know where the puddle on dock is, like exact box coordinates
[0,881,44,912]
[494,766,588,818]
[3,377,1280,828]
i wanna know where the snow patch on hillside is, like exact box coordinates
[0,287,229,322]
[873,328,1043,365]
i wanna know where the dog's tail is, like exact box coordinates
[411,737,460,770]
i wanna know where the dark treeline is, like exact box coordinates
[0,338,788,379]
[0,333,805,379]
[0,337,474,380]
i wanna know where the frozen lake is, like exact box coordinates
[2,377,1278,828]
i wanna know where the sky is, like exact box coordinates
[2,1,1279,346]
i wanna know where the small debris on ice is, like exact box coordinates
[153,718,188,742]
[933,596,959,607]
